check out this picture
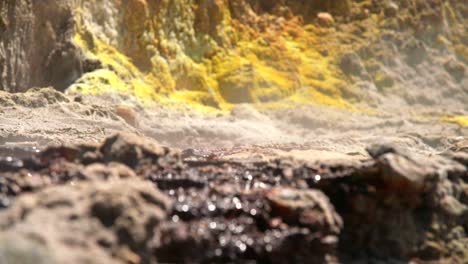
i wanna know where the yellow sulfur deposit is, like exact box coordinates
[66,0,372,112]
[62,0,466,119]
[443,116,468,127]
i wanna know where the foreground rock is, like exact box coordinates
[0,133,467,263]
[0,179,172,264]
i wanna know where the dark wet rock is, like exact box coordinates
[313,144,468,262]
[0,179,172,264]
[0,135,467,263]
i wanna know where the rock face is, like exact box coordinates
[0,134,467,263]
[0,0,82,92]
[1,0,466,113]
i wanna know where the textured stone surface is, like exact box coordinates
[0,134,467,263]
[0,179,172,264]
[0,0,466,117]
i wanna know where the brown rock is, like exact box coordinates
[115,104,138,127]
[317,12,334,27]
[368,144,466,194]
[99,132,174,168]
[80,162,137,181]
[0,179,172,264]
[266,187,343,235]
[383,1,399,17]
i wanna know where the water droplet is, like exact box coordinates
[235,241,247,252]
[219,237,227,246]
[172,215,180,222]
[314,174,321,182]
[209,222,217,229]
[208,204,216,212]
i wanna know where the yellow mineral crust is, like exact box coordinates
[65,0,371,112]
[66,0,464,116]
[442,116,468,127]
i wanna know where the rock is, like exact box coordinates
[80,162,137,181]
[0,1,82,92]
[440,195,467,217]
[0,179,172,264]
[419,241,448,260]
[115,104,138,127]
[0,235,55,264]
[0,87,69,108]
[444,58,465,81]
[383,1,399,17]
[443,151,468,168]
[339,52,366,76]
[402,37,427,65]
[368,144,466,195]
[374,71,395,89]
[99,132,174,168]
[317,12,334,27]
[266,188,343,235]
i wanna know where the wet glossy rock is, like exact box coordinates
[0,134,466,263]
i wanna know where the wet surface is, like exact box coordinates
[0,142,42,158]
[0,133,467,263]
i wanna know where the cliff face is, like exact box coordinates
[0,1,78,92]
[0,0,467,114]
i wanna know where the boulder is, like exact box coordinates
[0,179,172,264]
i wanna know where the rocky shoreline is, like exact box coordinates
[0,133,466,263]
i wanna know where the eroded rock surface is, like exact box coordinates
[0,133,466,263]
[1,0,467,116]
